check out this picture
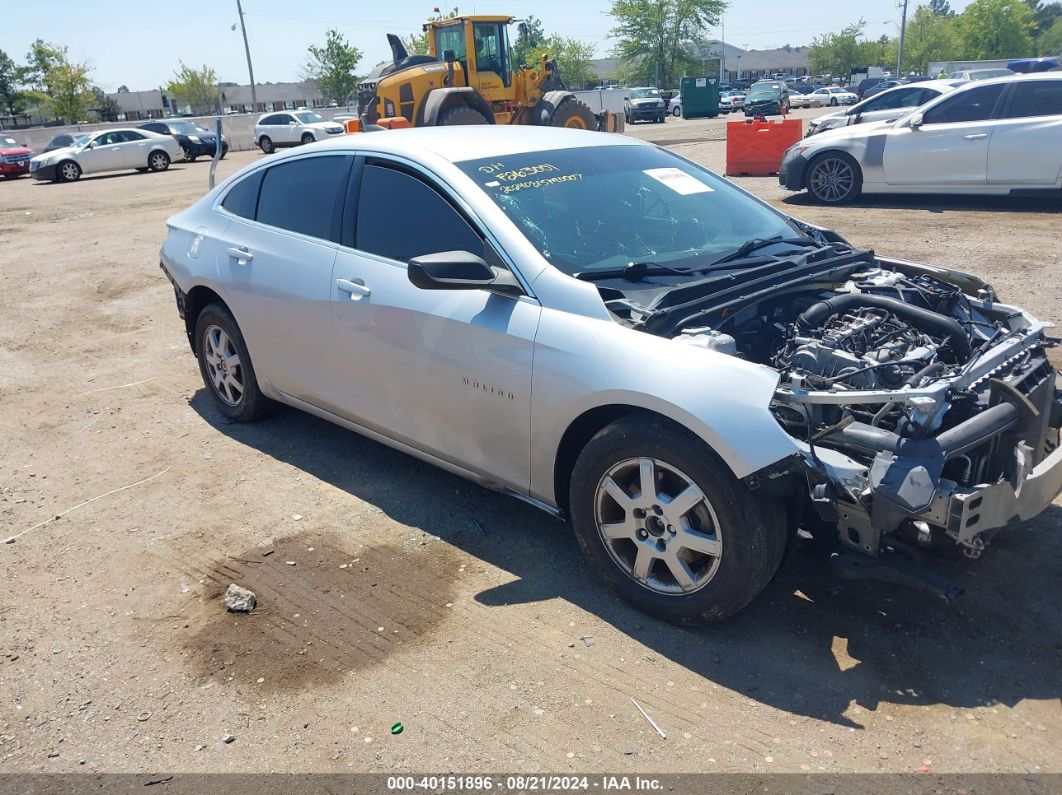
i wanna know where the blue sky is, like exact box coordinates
[4,0,974,91]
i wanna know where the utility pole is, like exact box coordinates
[235,0,258,110]
[896,0,909,76]
[719,14,726,82]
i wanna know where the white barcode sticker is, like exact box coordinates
[643,168,714,195]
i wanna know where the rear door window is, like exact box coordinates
[1004,80,1062,118]
[355,163,482,262]
[255,155,351,241]
[923,83,1005,124]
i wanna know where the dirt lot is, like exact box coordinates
[1,109,1060,776]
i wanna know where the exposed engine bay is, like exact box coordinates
[601,243,1062,597]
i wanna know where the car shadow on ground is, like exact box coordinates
[191,393,1062,728]
[32,168,185,185]
[782,192,1062,215]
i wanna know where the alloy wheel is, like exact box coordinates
[203,325,244,406]
[594,457,723,595]
[60,162,80,181]
[809,157,855,203]
[150,152,168,170]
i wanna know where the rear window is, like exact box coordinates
[255,155,350,240]
[1005,80,1062,118]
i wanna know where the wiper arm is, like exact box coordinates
[705,236,820,269]
[574,261,697,283]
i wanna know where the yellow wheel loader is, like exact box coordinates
[357,15,602,130]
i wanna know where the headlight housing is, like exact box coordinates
[783,145,810,162]
[188,135,201,143]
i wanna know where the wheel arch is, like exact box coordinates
[182,284,231,355]
[419,88,496,126]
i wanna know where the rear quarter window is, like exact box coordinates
[221,169,264,220]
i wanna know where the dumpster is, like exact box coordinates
[725,117,802,176]
[680,76,720,120]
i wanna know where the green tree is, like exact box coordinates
[305,29,362,104]
[929,0,955,15]
[808,22,883,78]
[91,86,121,121]
[957,0,1035,58]
[1039,16,1062,50]
[24,39,61,94]
[403,7,460,56]
[166,62,218,114]
[902,6,963,72]
[43,50,94,122]
[0,50,28,116]
[513,15,547,66]
[544,35,597,88]
[610,0,725,88]
[117,84,130,93]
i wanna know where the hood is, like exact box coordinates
[0,144,32,156]
[308,121,344,130]
[32,144,79,162]
[807,118,893,143]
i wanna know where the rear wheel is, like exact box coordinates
[438,105,491,126]
[182,146,196,162]
[194,304,275,422]
[550,99,597,130]
[57,160,81,182]
[569,415,787,624]
[806,151,862,204]
[148,150,170,172]
[259,135,275,154]
[672,105,681,117]
[300,132,315,145]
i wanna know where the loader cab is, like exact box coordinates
[430,16,514,99]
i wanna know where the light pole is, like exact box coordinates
[896,0,909,76]
[235,0,258,110]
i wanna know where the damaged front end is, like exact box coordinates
[607,243,1062,596]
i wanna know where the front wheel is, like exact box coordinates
[259,135,275,154]
[300,132,315,145]
[830,97,838,106]
[569,414,787,624]
[182,146,196,162]
[806,151,862,204]
[148,150,170,172]
[57,160,81,182]
[194,304,275,422]
[550,99,597,130]
[672,106,681,117]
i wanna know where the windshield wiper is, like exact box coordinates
[705,236,820,269]
[574,261,698,282]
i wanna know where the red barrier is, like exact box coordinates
[725,118,802,177]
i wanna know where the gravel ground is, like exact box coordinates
[0,108,1059,776]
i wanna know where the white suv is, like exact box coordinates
[254,110,345,153]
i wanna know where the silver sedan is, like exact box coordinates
[161,127,1062,623]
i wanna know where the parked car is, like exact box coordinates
[949,68,1014,81]
[805,80,965,136]
[43,132,86,153]
[30,128,180,183]
[254,110,345,153]
[854,76,886,99]
[744,81,790,116]
[0,136,33,179]
[811,86,858,106]
[624,87,667,124]
[719,91,745,113]
[788,88,814,109]
[780,73,1062,203]
[669,97,683,117]
[160,125,1062,623]
[139,120,228,162]
[862,79,904,99]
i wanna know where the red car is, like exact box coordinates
[0,135,33,179]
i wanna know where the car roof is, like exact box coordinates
[941,71,1060,95]
[271,126,646,164]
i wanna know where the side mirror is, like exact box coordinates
[407,250,521,294]
[909,112,924,128]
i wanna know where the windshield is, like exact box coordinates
[630,89,661,99]
[70,134,90,147]
[295,111,326,123]
[456,146,797,276]
[0,137,16,146]
[749,83,781,98]
[169,121,207,134]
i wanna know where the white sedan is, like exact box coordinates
[811,86,858,106]
[788,91,814,109]
[780,73,1062,203]
[30,128,180,183]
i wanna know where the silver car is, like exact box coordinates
[161,127,1062,623]
[805,80,965,136]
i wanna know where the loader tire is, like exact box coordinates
[550,99,596,130]
[438,105,492,126]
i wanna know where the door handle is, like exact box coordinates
[336,278,371,299]
[226,246,253,264]
[963,133,988,140]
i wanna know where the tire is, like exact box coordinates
[550,99,597,130]
[56,160,81,182]
[568,414,787,624]
[182,146,196,162]
[148,150,170,172]
[219,148,228,160]
[259,135,275,154]
[672,106,681,117]
[300,132,315,145]
[830,97,838,106]
[806,151,863,205]
[438,105,491,126]
[194,304,275,422]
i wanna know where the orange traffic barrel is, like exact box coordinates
[725,118,802,177]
